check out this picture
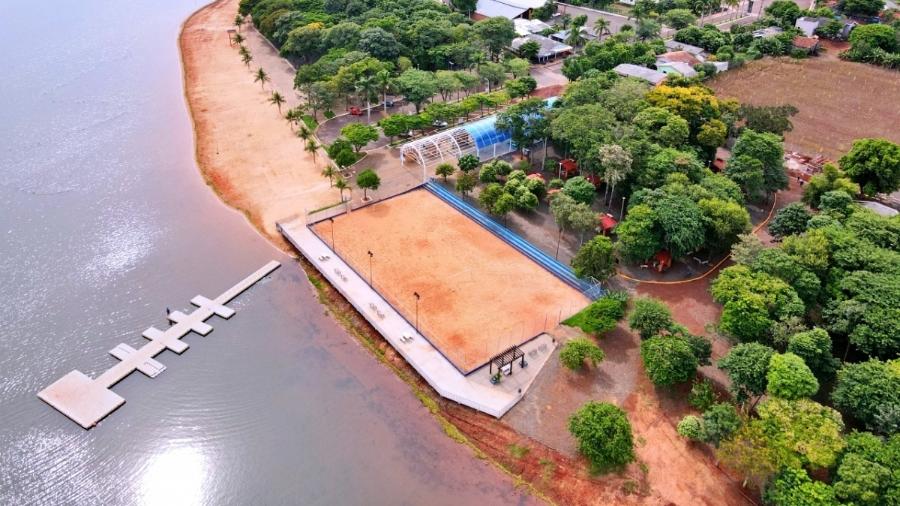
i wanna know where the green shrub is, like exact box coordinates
[677,415,705,441]
[767,353,819,400]
[560,338,606,370]
[640,336,699,387]
[568,402,635,473]
[564,296,628,335]
[628,297,674,339]
[700,403,742,447]
[689,379,717,412]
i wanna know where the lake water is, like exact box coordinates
[0,1,534,504]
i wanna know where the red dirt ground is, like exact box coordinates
[314,189,589,372]
[709,54,900,161]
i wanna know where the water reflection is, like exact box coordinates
[139,446,207,506]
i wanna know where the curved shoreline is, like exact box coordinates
[179,0,334,252]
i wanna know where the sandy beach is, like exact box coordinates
[180,0,336,248]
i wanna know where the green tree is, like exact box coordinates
[565,296,628,335]
[254,67,270,89]
[378,114,411,142]
[598,144,632,205]
[641,335,699,386]
[718,343,775,404]
[838,138,900,196]
[832,431,900,505]
[787,328,839,380]
[562,176,596,205]
[663,8,697,29]
[758,398,846,470]
[334,176,350,201]
[340,123,379,152]
[677,415,705,440]
[475,17,517,60]
[518,40,541,60]
[765,467,840,506]
[495,98,549,158]
[765,0,803,25]
[560,338,606,370]
[395,69,437,113]
[615,205,661,263]
[767,353,819,400]
[725,155,766,200]
[458,154,480,173]
[628,297,674,340]
[435,163,455,181]
[739,104,798,136]
[492,193,516,223]
[701,402,743,447]
[718,422,781,492]
[819,190,854,219]
[731,129,788,193]
[568,402,635,473]
[654,194,706,258]
[843,0,887,17]
[832,359,900,434]
[268,91,286,114]
[477,62,507,91]
[359,27,401,61]
[768,202,811,238]
[505,57,531,78]
[572,235,615,281]
[455,171,477,196]
[698,198,751,251]
[355,169,380,200]
[689,379,717,411]
[478,183,505,211]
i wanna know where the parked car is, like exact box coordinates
[385,99,396,108]
[349,106,363,116]
[432,119,449,128]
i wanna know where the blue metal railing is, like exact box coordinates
[424,181,604,300]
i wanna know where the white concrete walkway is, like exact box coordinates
[278,217,555,418]
[38,261,280,429]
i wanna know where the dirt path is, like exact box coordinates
[180,0,337,249]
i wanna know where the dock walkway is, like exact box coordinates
[38,261,280,429]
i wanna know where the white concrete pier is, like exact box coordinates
[38,261,280,429]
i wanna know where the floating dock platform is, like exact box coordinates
[38,261,280,429]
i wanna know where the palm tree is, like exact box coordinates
[269,91,285,114]
[321,164,336,186]
[355,75,377,124]
[232,33,245,46]
[296,124,312,142]
[306,139,320,165]
[234,14,245,32]
[241,52,253,68]
[593,18,611,40]
[254,68,270,90]
[375,69,392,113]
[566,17,586,50]
[334,177,350,201]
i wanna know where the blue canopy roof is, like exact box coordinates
[462,97,557,150]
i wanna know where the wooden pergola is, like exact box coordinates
[489,345,527,377]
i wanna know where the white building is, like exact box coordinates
[475,0,548,20]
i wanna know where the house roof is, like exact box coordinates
[475,0,547,18]
[514,17,552,35]
[792,36,820,49]
[612,64,667,85]
[664,40,705,55]
[511,34,572,58]
[656,50,701,66]
[476,0,526,19]
[598,214,618,231]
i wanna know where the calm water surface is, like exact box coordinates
[0,1,536,504]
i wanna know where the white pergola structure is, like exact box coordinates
[400,115,517,182]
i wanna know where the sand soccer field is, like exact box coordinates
[313,189,589,373]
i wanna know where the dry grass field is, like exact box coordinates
[313,189,589,373]
[709,54,900,161]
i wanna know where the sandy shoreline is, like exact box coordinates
[179,0,336,250]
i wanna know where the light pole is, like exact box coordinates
[555,227,563,259]
[413,292,420,332]
[328,217,335,249]
[620,196,626,220]
[367,250,374,286]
